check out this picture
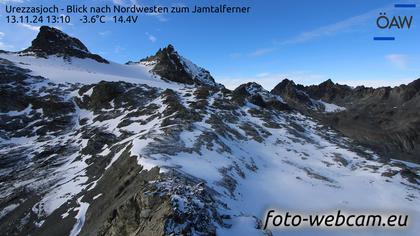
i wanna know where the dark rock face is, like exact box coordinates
[326,84,420,163]
[148,45,195,84]
[21,26,108,63]
[76,81,158,113]
[232,82,290,111]
[271,79,313,111]
[137,45,194,84]
[271,78,420,163]
[231,83,254,105]
[131,44,219,87]
[78,151,172,236]
[303,79,353,104]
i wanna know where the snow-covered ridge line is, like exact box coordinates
[0,52,184,90]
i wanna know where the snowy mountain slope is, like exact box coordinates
[0,27,419,236]
[0,52,181,90]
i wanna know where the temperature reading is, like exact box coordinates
[80,15,106,23]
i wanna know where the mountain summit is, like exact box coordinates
[20,26,108,63]
[128,44,220,87]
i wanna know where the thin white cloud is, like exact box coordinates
[19,23,40,31]
[150,13,168,22]
[229,52,242,59]
[230,5,395,61]
[277,5,392,45]
[145,32,157,43]
[385,54,408,69]
[114,45,125,54]
[229,48,274,59]
[99,31,111,36]
[249,48,275,57]
[0,32,4,39]
[256,72,270,77]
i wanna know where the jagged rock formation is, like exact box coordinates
[271,79,313,110]
[0,26,419,236]
[272,78,420,163]
[232,82,291,111]
[20,26,108,64]
[128,44,220,87]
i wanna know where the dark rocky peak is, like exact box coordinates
[150,44,194,84]
[232,82,290,110]
[20,26,108,63]
[319,79,334,87]
[388,78,420,102]
[272,78,296,91]
[271,78,306,93]
[407,78,420,91]
[234,82,265,95]
[162,44,176,54]
[139,44,176,62]
[304,79,352,102]
[133,44,220,87]
[271,79,312,108]
[232,82,268,102]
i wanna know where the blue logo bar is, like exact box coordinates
[373,37,396,41]
[394,4,416,8]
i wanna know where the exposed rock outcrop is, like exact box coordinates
[20,26,108,63]
[128,44,220,87]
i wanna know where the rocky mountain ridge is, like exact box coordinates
[272,78,420,163]
[127,44,220,88]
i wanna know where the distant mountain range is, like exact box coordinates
[0,26,419,236]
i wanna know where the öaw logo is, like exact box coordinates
[374,3,416,41]
[376,12,413,29]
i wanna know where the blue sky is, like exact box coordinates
[1,0,420,89]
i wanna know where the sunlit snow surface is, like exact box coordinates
[0,53,418,236]
[0,53,181,90]
[317,99,347,113]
